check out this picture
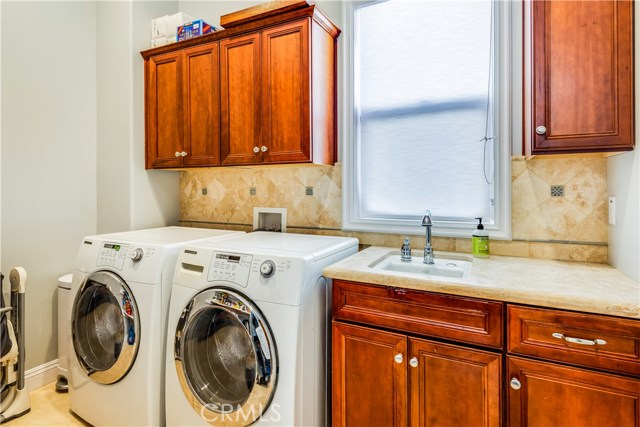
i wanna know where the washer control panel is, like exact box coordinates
[97,243,130,270]
[208,252,253,285]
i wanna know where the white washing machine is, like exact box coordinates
[68,226,244,427]
[165,232,358,427]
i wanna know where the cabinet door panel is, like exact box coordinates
[183,43,220,166]
[410,339,501,427]
[220,33,261,165]
[261,20,311,163]
[531,0,634,153]
[146,52,183,168]
[508,356,640,427]
[332,322,407,427]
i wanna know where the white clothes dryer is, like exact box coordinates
[165,232,358,427]
[68,226,244,427]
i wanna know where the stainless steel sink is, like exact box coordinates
[369,251,472,278]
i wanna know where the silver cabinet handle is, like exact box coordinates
[261,146,268,152]
[510,378,521,390]
[552,333,606,346]
[180,151,188,157]
[409,357,418,368]
[253,146,260,153]
[536,125,547,135]
[175,152,181,157]
[394,353,403,364]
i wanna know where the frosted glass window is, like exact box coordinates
[351,0,497,227]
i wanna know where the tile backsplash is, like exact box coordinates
[180,156,608,263]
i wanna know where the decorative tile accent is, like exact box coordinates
[511,156,607,244]
[180,156,609,263]
[550,185,564,197]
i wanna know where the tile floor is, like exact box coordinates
[3,382,89,426]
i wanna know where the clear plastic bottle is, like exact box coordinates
[400,237,412,262]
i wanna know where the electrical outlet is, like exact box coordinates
[608,196,616,225]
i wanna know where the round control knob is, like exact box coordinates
[259,260,276,278]
[130,248,144,262]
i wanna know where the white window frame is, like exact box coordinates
[341,0,513,240]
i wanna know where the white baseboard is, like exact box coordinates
[25,359,59,392]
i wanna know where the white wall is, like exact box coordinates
[608,149,640,282]
[1,1,98,368]
[131,1,180,230]
[607,5,640,283]
[0,1,3,273]
[1,0,180,370]
[97,0,179,234]
[96,1,133,234]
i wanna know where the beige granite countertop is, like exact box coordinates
[323,247,640,319]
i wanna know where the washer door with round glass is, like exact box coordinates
[174,288,278,427]
[72,270,140,385]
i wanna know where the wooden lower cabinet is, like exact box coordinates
[332,321,502,427]
[508,356,640,427]
[411,340,501,427]
[332,322,407,427]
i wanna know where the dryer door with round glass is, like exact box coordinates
[71,270,140,385]
[174,288,277,427]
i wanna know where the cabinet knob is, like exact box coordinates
[175,152,181,157]
[535,125,547,135]
[394,353,403,364]
[409,357,418,368]
[180,151,188,157]
[253,147,260,153]
[510,378,522,390]
[261,146,268,152]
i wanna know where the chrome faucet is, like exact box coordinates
[421,210,434,264]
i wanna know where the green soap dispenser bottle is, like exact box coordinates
[472,217,490,258]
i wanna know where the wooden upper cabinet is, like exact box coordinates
[261,20,310,163]
[528,0,634,155]
[220,32,262,165]
[142,4,340,169]
[146,51,184,168]
[183,43,220,167]
[145,43,220,168]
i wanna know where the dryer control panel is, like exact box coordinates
[208,252,253,285]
